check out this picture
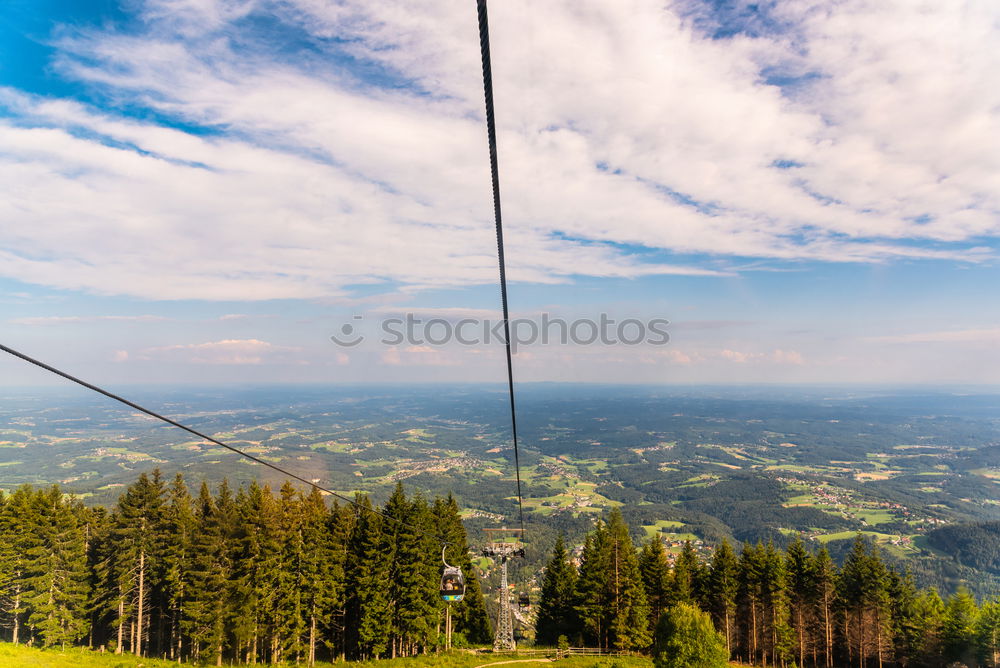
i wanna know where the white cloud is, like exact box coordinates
[8,315,168,325]
[867,328,1000,344]
[0,0,996,301]
[719,348,805,364]
[136,338,300,364]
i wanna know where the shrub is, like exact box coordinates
[653,602,729,668]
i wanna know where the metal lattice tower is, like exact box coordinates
[482,528,524,652]
[494,555,514,651]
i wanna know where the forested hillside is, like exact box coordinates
[0,472,490,664]
[4,471,1000,667]
[928,522,1000,575]
[535,508,1000,667]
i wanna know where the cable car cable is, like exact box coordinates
[476,0,526,538]
[0,341,451,546]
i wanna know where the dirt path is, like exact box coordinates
[472,659,554,668]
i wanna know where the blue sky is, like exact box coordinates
[2,0,999,387]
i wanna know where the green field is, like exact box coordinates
[641,519,685,540]
[0,643,654,668]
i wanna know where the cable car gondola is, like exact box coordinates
[518,593,530,610]
[440,547,465,602]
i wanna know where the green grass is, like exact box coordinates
[0,643,178,667]
[0,644,654,668]
[814,530,911,549]
[641,520,685,540]
[352,654,653,667]
[855,509,895,525]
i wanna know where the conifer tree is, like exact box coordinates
[811,546,838,668]
[942,586,979,666]
[706,538,739,657]
[183,481,235,665]
[575,527,610,648]
[602,508,651,650]
[346,494,391,659]
[976,599,1000,668]
[535,534,578,645]
[760,541,792,666]
[23,486,90,648]
[106,471,164,656]
[639,536,672,632]
[301,487,342,666]
[737,542,765,664]
[229,481,276,664]
[886,568,922,668]
[161,473,195,661]
[917,588,946,666]
[326,500,355,659]
[0,486,35,645]
[432,495,490,645]
[786,538,814,668]
[671,540,699,606]
[387,488,437,656]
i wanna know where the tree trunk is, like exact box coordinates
[136,550,145,656]
[12,589,20,645]
[857,609,865,668]
[823,595,833,668]
[875,607,883,668]
[309,614,317,666]
[116,597,125,654]
[724,608,731,656]
[798,608,805,668]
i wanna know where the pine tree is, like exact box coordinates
[611,509,652,649]
[0,486,36,645]
[976,599,1000,668]
[670,540,699,606]
[300,487,342,666]
[760,541,792,666]
[786,538,813,668]
[183,481,234,665]
[575,526,610,648]
[639,536,672,632]
[160,474,195,661]
[22,486,90,648]
[326,500,355,659]
[886,568,921,667]
[915,588,946,666]
[272,482,307,663]
[106,471,164,656]
[0,493,15,642]
[432,495,490,646]
[346,494,391,659]
[387,488,437,656]
[737,542,765,664]
[535,534,578,645]
[811,546,838,668]
[942,586,978,666]
[706,538,738,658]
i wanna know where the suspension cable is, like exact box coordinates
[477,0,526,537]
[0,342,449,545]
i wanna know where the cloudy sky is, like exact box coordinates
[1,0,999,386]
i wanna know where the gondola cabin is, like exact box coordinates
[518,593,530,610]
[440,565,465,602]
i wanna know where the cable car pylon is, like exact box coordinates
[482,528,525,651]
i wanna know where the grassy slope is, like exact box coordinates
[0,643,655,668]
